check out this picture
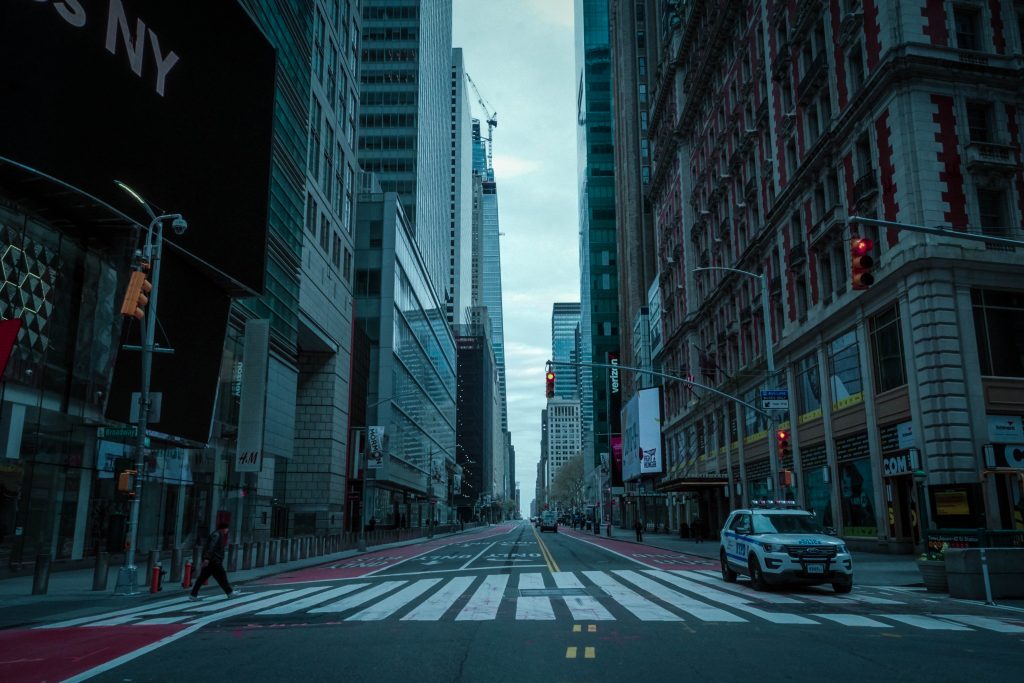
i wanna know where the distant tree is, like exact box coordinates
[549,453,585,508]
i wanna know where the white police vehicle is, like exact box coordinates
[719,501,854,593]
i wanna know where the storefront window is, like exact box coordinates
[972,289,1024,377]
[869,304,907,392]
[839,458,877,536]
[794,352,821,416]
[828,328,862,408]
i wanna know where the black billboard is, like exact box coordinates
[0,0,276,293]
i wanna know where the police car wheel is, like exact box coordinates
[832,579,852,594]
[748,555,768,591]
[720,550,737,583]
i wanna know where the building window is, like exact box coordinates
[827,328,862,407]
[795,352,821,416]
[869,304,907,392]
[966,101,993,142]
[954,5,981,50]
[343,247,352,282]
[848,41,865,93]
[972,289,1024,377]
[309,99,322,177]
[319,214,330,252]
[306,193,317,235]
[977,187,1008,235]
[332,231,342,269]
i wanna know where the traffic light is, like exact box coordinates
[850,237,874,290]
[120,268,152,319]
[545,370,555,399]
[777,429,791,462]
[779,469,793,487]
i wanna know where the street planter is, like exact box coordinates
[916,558,948,592]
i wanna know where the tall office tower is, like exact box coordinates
[359,0,453,299]
[552,303,582,399]
[455,322,497,520]
[470,120,509,433]
[609,0,657,396]
[449,49,474,327]
[545,400,583,496]
[575,0,620,498]
[286,0,363,538]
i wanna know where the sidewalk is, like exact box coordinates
[581,522,924,587]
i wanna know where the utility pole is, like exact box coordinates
[113,181,187,595]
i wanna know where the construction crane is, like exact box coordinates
[464,72,497,167]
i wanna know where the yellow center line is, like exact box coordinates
[530,524,560,573]
[587,624,597,633]
[573,624,581,633]
[584,647,596,659]
[566,647,578,659]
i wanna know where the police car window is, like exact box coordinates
[751,513,821,534]
[730,514,752,534]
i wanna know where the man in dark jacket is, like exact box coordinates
[189,521,241,601]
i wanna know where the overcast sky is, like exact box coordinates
[453,0,579,516]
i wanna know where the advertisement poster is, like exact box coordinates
[621,387,662,480]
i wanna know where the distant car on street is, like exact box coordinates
[539,511,558,533]
[719,501,854,593]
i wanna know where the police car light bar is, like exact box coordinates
[751,499,800,508]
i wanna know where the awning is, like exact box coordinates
[656,476,729,493]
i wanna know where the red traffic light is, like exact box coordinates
[850,237,875,290]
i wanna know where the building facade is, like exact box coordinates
[552,302,582,399]
[545,399,583,499]
[636,1,1024,552]
[454,322,497,520]
[449,49,474,328]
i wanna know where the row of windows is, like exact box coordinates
[361,158,416,174]
[361,90,418,106]
[363,6,418,20]
[358,135,417,150]
[361,70,417,84]
[359,112,418,128]
[361,48,418,63]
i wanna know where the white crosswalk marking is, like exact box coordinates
[613,570,746,622]
[258,584,369,615]
[457,575,509,620]
[309,581,407,613]
[188,588,330,626]
[554,572,615,621]
[348,579,442,621]
[516,573,555,620]
[188,590,289,613]
[813,614,891,628]
[684,570,804,604]
[402,576,476,621]
[937,615,1024,633]
[40,596,193,629]
[656,570,819,625]
[879,615,972,630]
[583,571,680,621]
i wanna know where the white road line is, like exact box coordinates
[681,570,804,604]
[813,614,892,628]
[516,572,555,621]
[518,573,547,590]
[936,615,1024,633]
[459,540,501,570]
[39,595,193,629]
[583,571,680,621]
[347,579,442,621]
[456,574,509,620]
[84,615,142,627]
[614,570,746,622]
[649,570,819,625]
[553,572,615,620]
[308,581,407,613]
[257,584,368,615]
[845,594,905,605]
[187,590,287,613]
[401,576,476,621]
[797,593,853,605]
[187,588,330,626]
[133,616,190,625]
[366,565,547,578]
[879,614,973,630]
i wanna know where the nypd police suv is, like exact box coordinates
[719,501,854,593]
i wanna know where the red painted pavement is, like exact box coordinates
[257,524,517,585]
[0,625,184,683]
[561,528,719,572]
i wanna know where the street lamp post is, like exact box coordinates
[427,448,435,539]
[693,266,779,500]
[113,181,187,595]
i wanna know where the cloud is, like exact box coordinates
[524,0,575,29]
[492,154,542,178]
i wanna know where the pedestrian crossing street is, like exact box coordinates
[40,569,1024,634]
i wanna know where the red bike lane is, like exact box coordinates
[256,523,517,585]
[560,528,719,571]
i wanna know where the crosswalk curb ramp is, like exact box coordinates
[38,569,1024,634]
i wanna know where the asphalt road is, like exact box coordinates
[5,521,1024,682]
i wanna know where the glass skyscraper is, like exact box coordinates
[551,303,581,400]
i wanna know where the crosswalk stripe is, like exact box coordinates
[309,581,407,613]
[187,590,290,613]
[845,594,905,605]
[39,595,193,629]
[936,615,1024,633]
[348,579,442,621]
[879,615,972,630]
[813,614,891,628]
[187,588,329,626]
[648,570,818,625]
[402,576,476,621]
[613,570,746,622]
[258,584,369,615]
[798,593,853,605]
[583,571,680,621]
[516,574,555,620]
[84,590,288,626]
[553,572,615,620]
[457,575,509,620]
[681,570,804,604]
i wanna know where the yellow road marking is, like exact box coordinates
[585,647,596,659]
[531,524,560,573]
[573,624,581,633]
[587,624,597,633]
[566,647,578,659]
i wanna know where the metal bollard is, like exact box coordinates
[192,545,203,574]
[32,554,51,595]
[170,548,183,583]
[227,543,238,572]
[268,539,278,565]
[92,551,110,591]
[980,548,995,606]
[242,542,252,570]
[255,541,265,568]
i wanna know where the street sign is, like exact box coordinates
[98,426,138,439]
[760,389,789,410]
